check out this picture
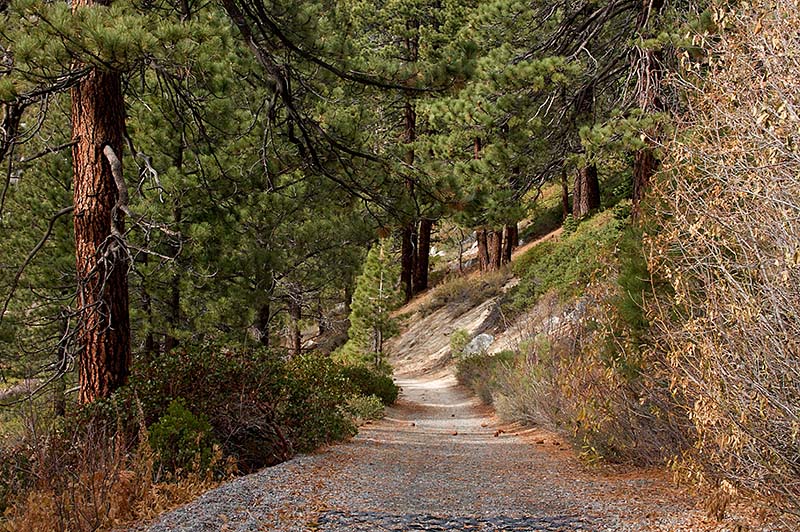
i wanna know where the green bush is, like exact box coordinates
[283,354,357,453]
[149,399,217,474]
[341,394,385,425]
[119,344,360,472]
[449,328,471,357]
[341,365,399,405]
[562,214,579,235]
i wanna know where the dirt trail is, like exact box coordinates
[144,365,710,531]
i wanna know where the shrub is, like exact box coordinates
[455,350,516,405]
[149,399,217,475]
[562,214,579,235]
[508,211,621,314]
[126,344,358,471]
[449,328,471,357]
[283,354,357,453]
[341,365,399,406]
[341,395,385,425]
[648,0,800,518]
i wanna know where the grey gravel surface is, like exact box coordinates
[142,371,713,532]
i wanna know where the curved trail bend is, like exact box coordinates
[145,366,703,531]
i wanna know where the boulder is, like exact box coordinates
[463,333,494,356]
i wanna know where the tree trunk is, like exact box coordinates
[560,167,570,220]
[257,303,270,347]
[0,103,22,170]
[53,316,68,417]
[573,164,600,219]
[317,296,327,335]
[487,229,503,270]
[476,228,490,271]
[502,223,517,264]
[400,225,415,302]
[287,295,302,356]
[71,5,131,403]
[413,218,432,293]
[344,277,353,317]
[399,99,417,302]
[141,237,155,357]
[633,148,657,216]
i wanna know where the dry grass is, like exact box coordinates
[415,269,512,318]
[1,406,226,532]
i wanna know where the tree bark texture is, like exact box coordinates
[71,7,131,404]
[413,218,432,293]
[476,228,490,272]
[399,100,417,302]
[502,223,517,264]
[632,0,665,217]
[633,148,657,216]
[163,208,182,353]
[401,225,415,302]
[573,164,600,218]
[257,303,270,347]
[487,229,503,270]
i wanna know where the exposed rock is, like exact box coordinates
[463,333,494,356]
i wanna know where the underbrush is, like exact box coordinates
[507,210,623,315]
[0,345,397,531]
[416,269,511,317]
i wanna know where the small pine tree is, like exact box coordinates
[340,241,402,369]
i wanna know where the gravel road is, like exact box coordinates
[142,367,713,532]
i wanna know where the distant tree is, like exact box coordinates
[340,241,402,369]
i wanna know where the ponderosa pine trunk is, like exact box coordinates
[573,164,600,219]
[502,223,517,264]
[561,167,570,220]
[633,148,657,214]
[414,218,432,292]
[257,303,270,347]
[400,18,419,302]
[72,0,131,404]
[401,224,415,302]
[487,229,503,270]
[399,99,416,301]
[163,201,182,352]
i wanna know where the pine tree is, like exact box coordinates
[339,241,402,369]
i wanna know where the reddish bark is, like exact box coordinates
[476,229,490,271]
[502,223,517,264]
[71,43,131,403]
[487,229,503,270]
[573,164,600,218]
